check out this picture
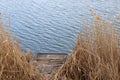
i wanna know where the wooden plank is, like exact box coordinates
[32,53,68,74]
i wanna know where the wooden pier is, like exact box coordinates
[32,53,68,74]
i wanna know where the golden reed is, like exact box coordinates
[53,13,120,80]
[0,19,42,80]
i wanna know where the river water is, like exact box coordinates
[0,0,120,53]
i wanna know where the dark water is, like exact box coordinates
[0,0,120,53]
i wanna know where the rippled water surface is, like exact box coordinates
[0,0,120,53]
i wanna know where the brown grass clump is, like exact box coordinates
[0,19,42,80]
[53,15,120,80]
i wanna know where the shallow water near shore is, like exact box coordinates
[0,0,120,53]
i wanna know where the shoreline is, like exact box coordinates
[32,53,68,79]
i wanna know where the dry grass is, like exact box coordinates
[1,12,120,80]
[53,15,120,80]
[0,19,42,80]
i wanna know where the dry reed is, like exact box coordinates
[0,19,42,80]
[53,14,120,80]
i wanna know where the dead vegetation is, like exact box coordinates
[53,14,120,80]
[0,12,120,80]
[0,19,42,80]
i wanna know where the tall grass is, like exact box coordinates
[1,13,120,80]
[53,15,120,80]
[0,19,42,80]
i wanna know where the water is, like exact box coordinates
[0,0,120,53]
